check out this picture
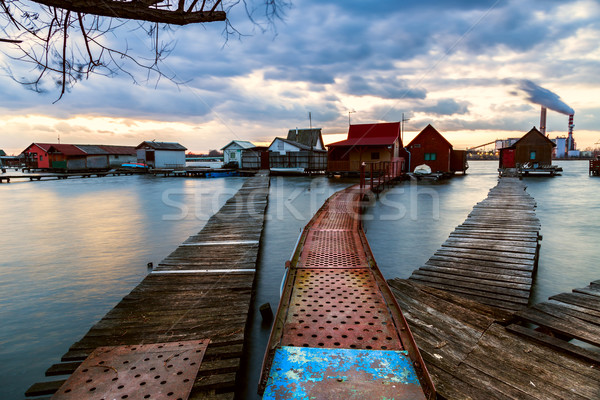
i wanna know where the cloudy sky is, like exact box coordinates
[1,0,599,154]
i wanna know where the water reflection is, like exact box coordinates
[0,175,245,399]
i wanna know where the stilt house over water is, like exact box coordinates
[136,141,187,169]
[221,140,256,167]
[327,122,408,174]
[268,128,327,173]
[499,127,558,175]
[21,143,136,170]
[406,124,468,174]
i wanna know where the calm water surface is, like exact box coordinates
[1,161,598,399]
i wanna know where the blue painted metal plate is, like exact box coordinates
[263,346,426,400]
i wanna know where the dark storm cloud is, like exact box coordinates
[343,75,427,99]
[416,99,470,116]
[1,0,597,145]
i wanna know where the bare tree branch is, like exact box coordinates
[0,0,288,100]
[33,0,226,25]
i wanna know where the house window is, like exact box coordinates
[530,151,536,160]
[39,155,43,161]
[115,155,119,159]
[424,153,437,161]
[413,144,421,148]
[371,152,380,160]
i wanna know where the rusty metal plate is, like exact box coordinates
[52,340,210,400]
[299,230,367,269]
[263,346,426,400]
[282,269,402,350]
[312,210,358,231]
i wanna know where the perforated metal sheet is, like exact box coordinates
[281,269,403,350]
[312,210,358,231]
[299,230,367,269]
[52,340,209,400]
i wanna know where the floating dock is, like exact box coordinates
[25,171,270,399]
[259,185,435,399]
[409,177,540,311]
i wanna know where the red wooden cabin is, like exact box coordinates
[499,127,556,169]
[327,122,407,174]
[21,143,53,169]
[406,124,467,174]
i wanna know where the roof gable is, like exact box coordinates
[136,141,187,151]
[47,144,88,156]
[286,128,324,149]
[348,122,400,140]
[0,150,6,157]
[407,124,453,149]
[328,122,401,148]
[513,127,556,148]
[221,140,256,151]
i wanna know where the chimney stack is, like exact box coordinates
[567,114,575,151]
[540,107,547,135]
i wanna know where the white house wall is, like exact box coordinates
[268,139,302,155]
[108,155,136,167]
[155,151,186,168]
[223,145,243,165]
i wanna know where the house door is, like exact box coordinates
[502,149,515,168]
[260,152,269,169]
[146,150,155,166]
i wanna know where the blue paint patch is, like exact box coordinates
[263,346,425,400]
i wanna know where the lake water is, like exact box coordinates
[1,160,598,399]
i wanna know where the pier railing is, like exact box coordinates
[359,159,404,194]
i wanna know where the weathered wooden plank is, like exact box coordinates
[24,380,66,397]
[408,276,528,310]
[549,292,600,313]
[419,265,533,285]
[506,324,600,365]
[435,249,535,264]
[515,307,600,346]
[410,272,530,298]
[427,255,534,270]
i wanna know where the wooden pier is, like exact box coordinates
[25,171,270,399]
[0,170,141,183]
[408,177,540,311]
[259,184,435,399]
[388,279,600,399]
[389,176,599,398]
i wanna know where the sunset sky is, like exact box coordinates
[1,0,599,155]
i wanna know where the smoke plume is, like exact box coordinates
[508,79,574,115]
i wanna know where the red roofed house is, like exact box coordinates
[327,122,408,174]
[406,124,468,174]
[47,144,89,170]
[21,143,53,169]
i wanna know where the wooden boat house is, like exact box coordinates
[499,127,560,175]
[136,141,187,169]
[22,143,136,170]
[268,128,327,174]
[327,122,407,174]
[406,124,468,174]
[22,143,53,169]
[221,140,256,168]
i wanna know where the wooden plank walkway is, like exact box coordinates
[25,171,270,400]
[259,185,435,399]
[409,177,541,311]
[388,279,600,399]
[509,280,600,364]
